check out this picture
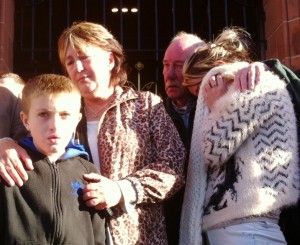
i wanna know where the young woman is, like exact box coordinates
[180,27,299,245]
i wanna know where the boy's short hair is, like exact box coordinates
[22,74,81,114]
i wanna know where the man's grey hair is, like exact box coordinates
[170,31,207,50]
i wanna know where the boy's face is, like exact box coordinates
[21,92,82,161]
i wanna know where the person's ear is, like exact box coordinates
[108,53,115,71]
[20,111,30,131]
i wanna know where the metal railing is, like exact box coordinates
[14,0,265,96]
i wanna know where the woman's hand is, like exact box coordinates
[0,138,33,187]
[234,62,268,92]
[203,62,269,110]
[202,75,228,110]
[82,173,123,210]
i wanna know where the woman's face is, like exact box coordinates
[64,45,115,98]
[185,74,206,96]
[187,82,200,96]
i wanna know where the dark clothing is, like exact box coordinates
[265,59,300,126]
[0,87,27,140]
[0,137,106,245]
[163,97,196,155]
[265,59,300,245]
[163,96,196,245]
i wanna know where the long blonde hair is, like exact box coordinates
[183,26,257,86]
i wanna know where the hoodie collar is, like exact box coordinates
[20,136,89,160]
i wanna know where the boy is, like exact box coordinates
[0,74,105,245]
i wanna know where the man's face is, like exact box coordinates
[163,41,191,106]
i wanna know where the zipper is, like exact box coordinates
[48,159,63,244]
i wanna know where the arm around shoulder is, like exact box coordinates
[0,138,33,187]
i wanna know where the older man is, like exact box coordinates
[162,32,206,245]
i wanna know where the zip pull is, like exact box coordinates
[50,159,58,168]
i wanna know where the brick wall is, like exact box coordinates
[0,0,14,72]
[263,0,300,74]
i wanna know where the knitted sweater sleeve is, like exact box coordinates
[201,70,293,168]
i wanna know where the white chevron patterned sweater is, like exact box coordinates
[179,63,300,245]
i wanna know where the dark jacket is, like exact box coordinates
[163,97,196,156]
[265,59,300,245]
[0,87,27,140]
[0,137,106,245]
[163,96,196,245]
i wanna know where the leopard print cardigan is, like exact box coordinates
[78,86,186,245]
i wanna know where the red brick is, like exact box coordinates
[290,56,300,71]
[288,18,300,56]
[263,0,287,38]
[287,0,300,20]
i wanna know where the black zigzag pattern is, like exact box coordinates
[203,88,297,209]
